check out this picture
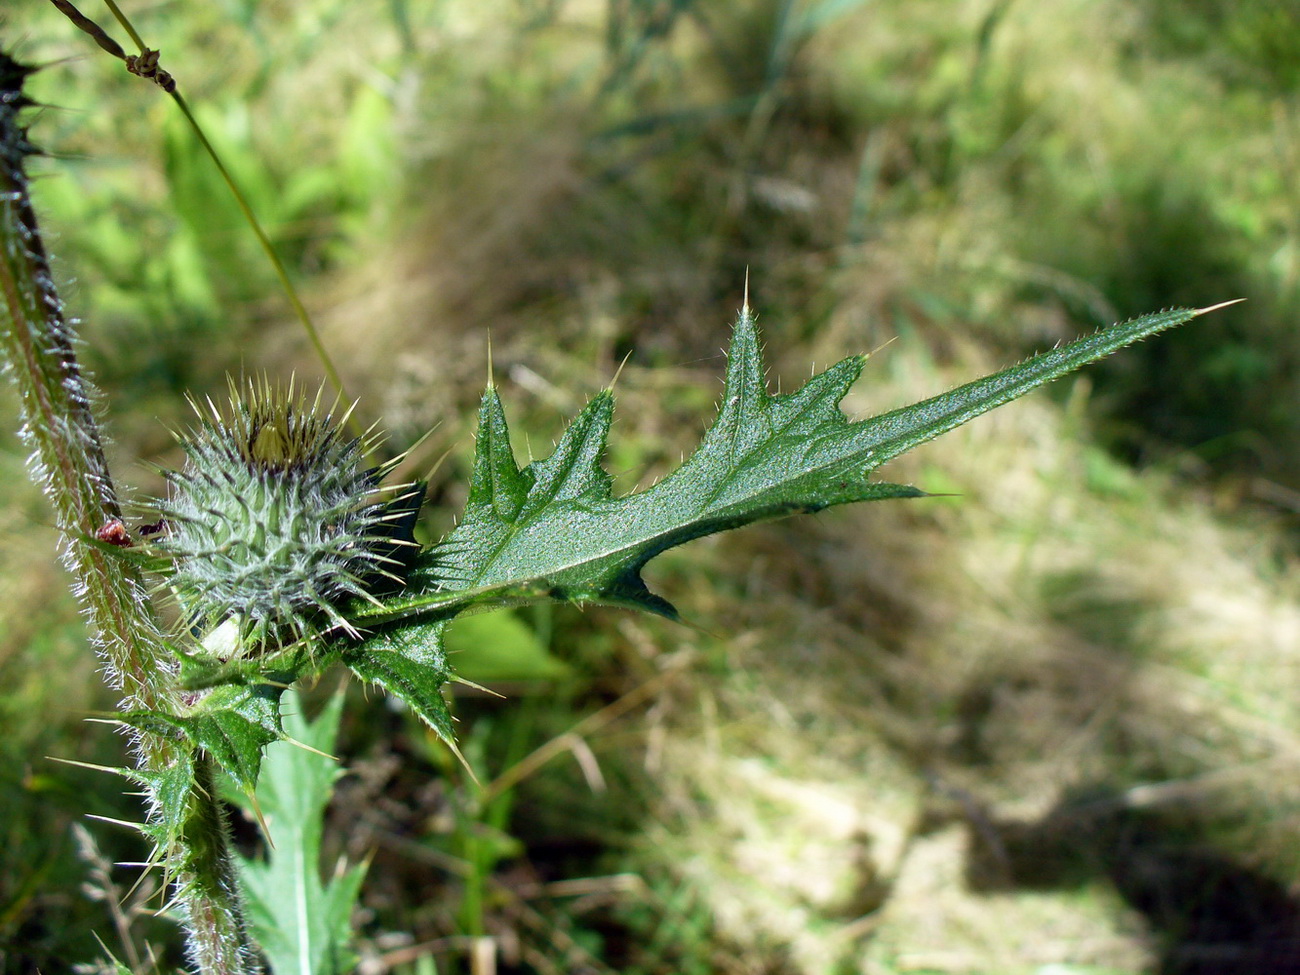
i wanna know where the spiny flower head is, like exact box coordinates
[156,378,419,654]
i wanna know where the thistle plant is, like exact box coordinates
[0,20,1240,975]
[0,50,258,974]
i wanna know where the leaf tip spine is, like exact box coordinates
[1194,298,1246,316]
[606,347,634,393]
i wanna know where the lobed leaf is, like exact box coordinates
[365,304,1208,622]
[344,302,1217,740]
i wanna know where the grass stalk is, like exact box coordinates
[161,85,357,424]
[51,0,359,438]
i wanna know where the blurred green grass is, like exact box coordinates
[3,0,1300,971]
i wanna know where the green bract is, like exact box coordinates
[157,380,415,651]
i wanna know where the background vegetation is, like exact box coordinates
[3,0,1300,972]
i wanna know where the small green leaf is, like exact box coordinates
[445,610,571,683]
[130,746,198,854]
[345,620,456,746]
[236,689,365,975]
[123,683,283,794]
[175,630,318,691]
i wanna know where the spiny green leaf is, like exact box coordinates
[175,631,319,691]
[838,306,1211,462]
[347,301,1218,739]
[345,619,456,746]
[362,303,1209,627]
[123,683,284,794]
[130,746,198,854]
[236,689,365,975]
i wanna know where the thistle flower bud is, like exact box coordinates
[156,379,419,653]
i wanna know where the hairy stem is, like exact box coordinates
[0,53,258,973]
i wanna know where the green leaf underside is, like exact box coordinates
[344,305,1203,743]
[237,689,365,975]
